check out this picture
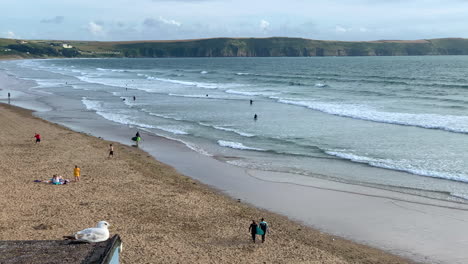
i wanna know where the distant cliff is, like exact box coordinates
[2,37,468,58]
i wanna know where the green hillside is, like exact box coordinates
[2,37,468,59]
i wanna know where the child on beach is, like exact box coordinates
[33,133,41,143]
[108,144,114,158]
[74,165,80,182]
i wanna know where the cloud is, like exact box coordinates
[143,18,158,27]
[144,16,182,27]
[40,16,65,24]
[87,21,104,36]
[359,27,369,32]
[335,25,348,33]
[260,20,270,31]
[4,31,18,39]
[158,16,182,26]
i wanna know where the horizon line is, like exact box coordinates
[2,36,466,44]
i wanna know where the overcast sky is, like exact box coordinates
[1,0,468,41]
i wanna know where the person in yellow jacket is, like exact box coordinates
[74,165,81,182]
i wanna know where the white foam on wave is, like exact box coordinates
[71,69,84,74]
[32,79,64,89]
[225,89,278,97]
[151,132,213,157]
[450,192,468,200]
[76,75,127,89]
[326,150,468,183]
[146,75,217,89]
[81,97,155,129]
[138,127,211,156]
[198,123,255,137]
[315,83,327,87]
[236,72,250,76]
[17,60,90,77]
[145,74,246,89]
[217,140,264,151]
[146,112,184,121]
[155,126,189,135]
[168,93,209,98]
[96,67,126,73]
[81,97,104,111]
[200,71,208,74]
[213,126,255,137]
[275,98,468,134]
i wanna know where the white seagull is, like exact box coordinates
[64,221,110,243]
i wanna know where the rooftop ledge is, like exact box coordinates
[0,235,122,264]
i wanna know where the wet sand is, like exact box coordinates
[0,103,411,263]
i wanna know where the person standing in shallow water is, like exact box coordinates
[259,218,268,243]
[249,220,258,243]
[254,114,258,121]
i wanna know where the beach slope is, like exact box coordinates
[0,103,409,263]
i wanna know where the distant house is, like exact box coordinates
[62,44,73,49]
[0,234,122,264]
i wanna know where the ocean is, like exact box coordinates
[2,56,468,202]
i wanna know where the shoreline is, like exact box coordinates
[0,103,412,263]
[2,60,468,263]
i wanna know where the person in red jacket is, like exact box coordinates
[34,133,41,144]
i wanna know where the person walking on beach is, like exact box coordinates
[108,144,114,158]
[133,96,136,101]
[74,165,81,182]
[33,133,41,144]
[249,220,258,243]
[134,131,141,147]
[259,218,269,243]
[8,92,10,104]
[250,99,253,105]
[254,114,258,121]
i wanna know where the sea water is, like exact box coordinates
[2,56,468,202]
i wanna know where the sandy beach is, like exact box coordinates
[0,103,411,263]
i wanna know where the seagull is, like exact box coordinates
[64,221,110,243]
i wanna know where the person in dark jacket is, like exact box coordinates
[248,220,258,243]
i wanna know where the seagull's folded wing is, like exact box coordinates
[75,227,109,242]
